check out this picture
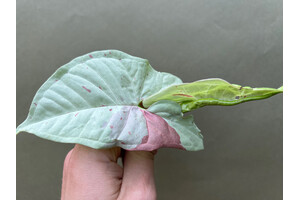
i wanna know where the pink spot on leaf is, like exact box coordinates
[75,113,79,117]
[104,53,106,56]
[121,142,126,144]
[82,86,91,93]
[110,125,114,129]
[128,131,132,135]
[109,51,111,54]
[141,135,149,143]
[173,94,193,97]
[99,86,102,90]
[89,55,93,58]
[33,103,37,106]
[109,109,112,111]
[120,117,123,120]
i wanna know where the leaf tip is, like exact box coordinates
[16,127,22,135]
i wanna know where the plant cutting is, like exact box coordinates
[16,50,282,151]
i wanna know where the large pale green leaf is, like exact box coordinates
[142,78,283,113]
[16,50,203,150]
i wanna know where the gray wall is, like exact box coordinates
[17,0,282,199]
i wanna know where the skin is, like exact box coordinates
[61,144,157,200]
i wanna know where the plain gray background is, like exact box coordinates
[16,0,282,199]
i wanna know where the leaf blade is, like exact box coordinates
[142,78,283,113]
[16,50,183,150]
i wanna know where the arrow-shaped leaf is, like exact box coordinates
[142,78,283,113]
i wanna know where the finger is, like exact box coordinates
[118,150,157,200]
[73,144,121,163]
[61,145,123,200]
[61,149,74,200]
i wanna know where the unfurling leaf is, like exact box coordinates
[142,78,283,113]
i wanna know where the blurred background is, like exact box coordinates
[16,0,282,199]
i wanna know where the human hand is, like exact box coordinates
[61,144,157,200]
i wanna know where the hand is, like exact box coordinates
[61,144,157,200]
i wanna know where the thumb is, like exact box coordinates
[118,150,157,200]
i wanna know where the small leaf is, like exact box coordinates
[142,78,283,113]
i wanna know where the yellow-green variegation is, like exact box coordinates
[142,78,283,113]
